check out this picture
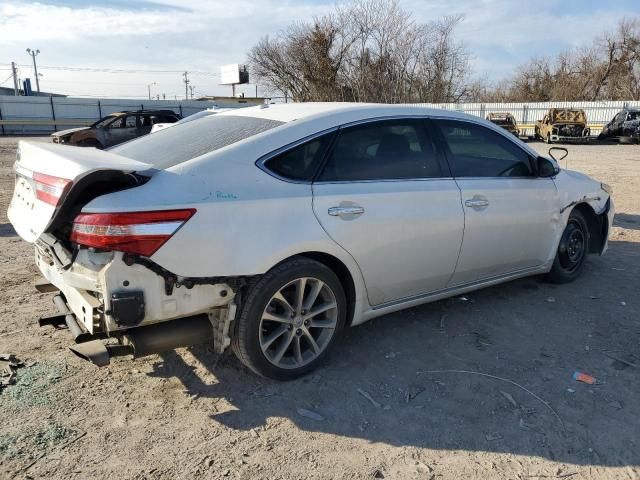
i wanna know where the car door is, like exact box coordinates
[312,118,464,306]
[432,119,558,287]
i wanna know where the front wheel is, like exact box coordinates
[231,257,346,380]
[547,209,589,283]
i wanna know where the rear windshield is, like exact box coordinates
[111,115,284,168]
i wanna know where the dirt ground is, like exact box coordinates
[0,135,639,480]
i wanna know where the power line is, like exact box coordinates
[2,63,220,76]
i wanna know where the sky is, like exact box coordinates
[1,0,639,99]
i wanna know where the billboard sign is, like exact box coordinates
[220,64,249,85]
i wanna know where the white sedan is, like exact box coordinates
[8,103,614,379]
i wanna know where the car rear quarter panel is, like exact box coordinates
[82,133,368,318]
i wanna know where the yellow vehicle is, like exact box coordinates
[535,109,590,144]
[486,113,519,137]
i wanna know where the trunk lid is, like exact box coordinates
[8,140,153,243]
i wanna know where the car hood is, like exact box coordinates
[51,127,90,138]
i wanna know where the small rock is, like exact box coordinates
[206,458,214,468]
[567,388,576,393]
[296,408,325,421]
[620,301,627,306]
[485,432,502,441]
[372,469,385,479]
[250,428,259,438]
[500,391,517,408]
[384,352,396,359]
[382,404,392,411]
[546,297,556,303]
[608,401,623,410]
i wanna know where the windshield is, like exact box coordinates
[92,116,118,128]
[111,115,284,168]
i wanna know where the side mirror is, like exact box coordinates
[537,156,560,178]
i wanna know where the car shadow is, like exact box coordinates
[0,223,16,237]
[147,239,640,468]
[614,213,640,231]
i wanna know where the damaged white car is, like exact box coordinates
[8,103,614,380]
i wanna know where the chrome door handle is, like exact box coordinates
[464,199,489,208]
[328,206,365,216]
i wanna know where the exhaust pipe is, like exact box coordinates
[69,314,213,367]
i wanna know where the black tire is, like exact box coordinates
[547,209,590,283]
[231,257,347,380]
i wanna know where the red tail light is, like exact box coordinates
[33,172,72,206]
[70,209,196,257]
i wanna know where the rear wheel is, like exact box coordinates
[547,209,589,283]
[231,257,346,380]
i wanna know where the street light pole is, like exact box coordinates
[25,48,40,93]
[147,82,156,100]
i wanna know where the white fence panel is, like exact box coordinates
[0,96,220,134]
[414,100,640,136]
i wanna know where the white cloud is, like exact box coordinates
[0,0,636,98]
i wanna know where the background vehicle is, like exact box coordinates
[598,109,640,144]
[535,108,590,144]
[8,103,613,380]
[51,110,181,148]
[486,112,519,137]
[150,108,231,133]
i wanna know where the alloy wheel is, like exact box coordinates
[259,277,338,369]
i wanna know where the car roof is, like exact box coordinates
[217,102,481,124]
[109,110,179,116]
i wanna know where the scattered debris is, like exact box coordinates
[0,329,24,338]
[500,391,518,408]
[546,297,556,303]
[0,353,25,392]
[296,408,325,422]
[357,388,381,408]
[567,388,576,393]
[572,371,596,385]
[607,401,623,410]
[603,352,637,369]
[485,432,502,441]
[459,296,469,302]
[472,332,492,350]
[384,352,397,359]
[519,418,534,431]
[404,384,426,403]
[418,369,565,429]
[372,468,385,479]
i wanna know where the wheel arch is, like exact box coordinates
[572,202,609,254]
[272,251,358,327]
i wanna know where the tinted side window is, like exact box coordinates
[263,133,334,182]
[318,119,441,182]
[435,120,533,178]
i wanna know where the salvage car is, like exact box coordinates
[486,112,519,137]
[8,103,614,380]
[51,110,181,148]
[598,109,640,144]
[535,108,591,144]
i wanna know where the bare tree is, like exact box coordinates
[248,0,471,103]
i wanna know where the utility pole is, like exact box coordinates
[147,82,156,100]
[26,48,40,93]
[189,85,196,100]
[182,71,190,100]
[11,62,19,96]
